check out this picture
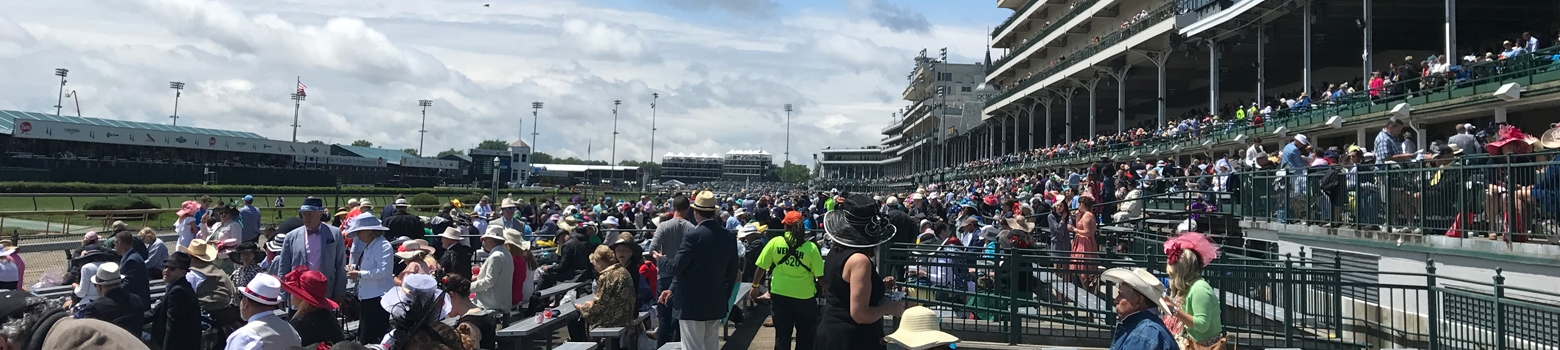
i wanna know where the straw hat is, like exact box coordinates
[558,216,577,232]
[240,273,284,306]
[1102,267,1166,310]
[691,191,719,211]
[1540,125,1560,150]
[884,306,960,350]
[0,243,14,257]
[184,239,219,262]
[91,262,123,285]
[737,222,767,240]
[437,227,463,241]
[395,240,437,260]
[502,228,525,245]
[501,198,518,209]
[481,226,507,242]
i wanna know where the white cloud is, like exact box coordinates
[0,0,992,167]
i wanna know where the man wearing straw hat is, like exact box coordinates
[1103,267,1177,350]
[658,190,740,350]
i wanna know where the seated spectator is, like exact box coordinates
[575,245,642,340]
[444,273,500,350]
[78,262,145,336]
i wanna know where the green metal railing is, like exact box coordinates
[990,0,1176,99]
[992,0,1048,39]
[990,0,1103,72]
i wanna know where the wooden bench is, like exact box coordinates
[555,342,600,350]
[497,294,596,350]
[721,283,754,338]
[539,282,585,301]
[657,342,682,350]
[588,311,652,350]
[1032,271,1110,313]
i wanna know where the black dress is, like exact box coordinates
[289,308,346,346]
[813,248,886,350]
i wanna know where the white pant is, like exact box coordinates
[679,319,721,350]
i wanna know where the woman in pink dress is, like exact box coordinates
[1070,196,1100,289]
[1369,71,1386,98]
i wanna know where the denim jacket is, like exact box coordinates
[1109,309,1178,350]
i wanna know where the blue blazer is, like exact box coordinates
[270,224,349,299]
[670,219,740,321]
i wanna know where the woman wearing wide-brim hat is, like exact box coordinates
[394,239,441,286]
[281,265,345,346]
[814,194,907,350]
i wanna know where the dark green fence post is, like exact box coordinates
[1284,253,1295,348]
[1333,253,1343,335]
[1494,268,1506,350]
[1007,251,1021,345]
[1426,259,1439,350]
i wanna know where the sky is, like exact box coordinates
[0,0,1008,166]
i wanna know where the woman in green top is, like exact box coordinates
[1162,232,1224,349]
[752,210,825,350]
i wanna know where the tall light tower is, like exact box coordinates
[649,93,658,166]
[417,99,433,156]
[169,82,185,125]
[784,103,793,164]
[290,91,305,142]
[610,99,621,169]
[530,102,543,152]
[53,68,68,116]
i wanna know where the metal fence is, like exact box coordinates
[881,242,1560,349]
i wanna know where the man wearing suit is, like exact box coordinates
[434,227,475,281]
[657,191,740,350]
[111,231,150,312]
[269,197,349,302]
[150,252,202,350]
[226,273,303,350]
[80,262,145,337]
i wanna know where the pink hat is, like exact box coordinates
[177,200,200,216]
[83,231,100,243]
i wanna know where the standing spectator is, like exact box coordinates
[382,198,425,243]
[1369,71,1385,99]
[752,211,824,350]
[240,195,262,243]
[471,196,495,235]
[1449,123,1482,157]
[1163,233,1225,348]
[1281,134,1313,220]
[382,194,404,220]
[435,227,475,281]
[270,197,348,300]
[111,232,150,312]
[1070,196,1100,289]
[150,252,201,350]
[225,273,302,350]
[345,214,394,344]
[471,227,514,314]
[176,200,201,250]
[658,191,740,350]
[1103,268,1177,350]
[1525,32,1540,53]
[281,265,345,347]
[78,262,145,337]
[649,194,693,345]
[813,194,906,350]
[274,196,286,219]
[230,242,264,292]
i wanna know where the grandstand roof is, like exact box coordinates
[535,163,638,172]
[333,145,416,165]
[726,149,771,155]
[0,110,265,139]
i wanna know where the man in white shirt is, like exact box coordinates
[1245,138,1266,168]
[225,273,301,350]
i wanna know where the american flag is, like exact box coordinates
[297,81,307,97]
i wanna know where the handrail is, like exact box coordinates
[992,0,1046,39]
[989,0,1177,103]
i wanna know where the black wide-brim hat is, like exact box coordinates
[823,194,896,248]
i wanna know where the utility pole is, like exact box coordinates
[417,99,433,156]
[290,76,305,142]
[169,82,185,125]
[650,93,658,166]
[53,68,68,116]
[611,100,621,169]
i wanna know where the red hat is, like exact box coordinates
[782,211,804,226]
[280,265,338,310]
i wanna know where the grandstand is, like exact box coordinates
[722,149,777,181]
[661,153,723,183]
[0,110,460,186]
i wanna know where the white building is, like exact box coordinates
[509,139,531,187]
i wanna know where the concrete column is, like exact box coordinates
[1445,0,1456,65]
[1303,3,1312,95]
[1209,42,1221,115]
[1117,72,1127,133]
[1364,0,1373,80]
[1086,78,1100,139]
[1013,114,1022,154]
[1064,91,1075,142]
[1495,106,1508,122]
[1045,98,1054,147]
[1257,24,1265,103]
[1357,128,1368,151]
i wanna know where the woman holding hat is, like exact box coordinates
[283,265,346,347]
[1162,233,1224,349]
[814,194,907,350]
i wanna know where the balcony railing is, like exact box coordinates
[988,1,1177,104]
[990,0,1102,75]
[992,0,1046,39]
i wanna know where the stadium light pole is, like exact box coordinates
[290,92,305,142]
[611,99,621,169]
[417,99,433,157]
[53,68,68,116]
[784,104,793,165]
[531,102,543,152]
[649,93,658,167]
[491,157,501,200]
[169,82,185,125]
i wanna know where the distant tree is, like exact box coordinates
[477,140,509,151]
[401,148,420,157]
[619,160,662,178]
[531,152,556,164]
[306,140,326,145]
[436,149,464,158]
[351,140,373,147]
[777,161,810,183]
